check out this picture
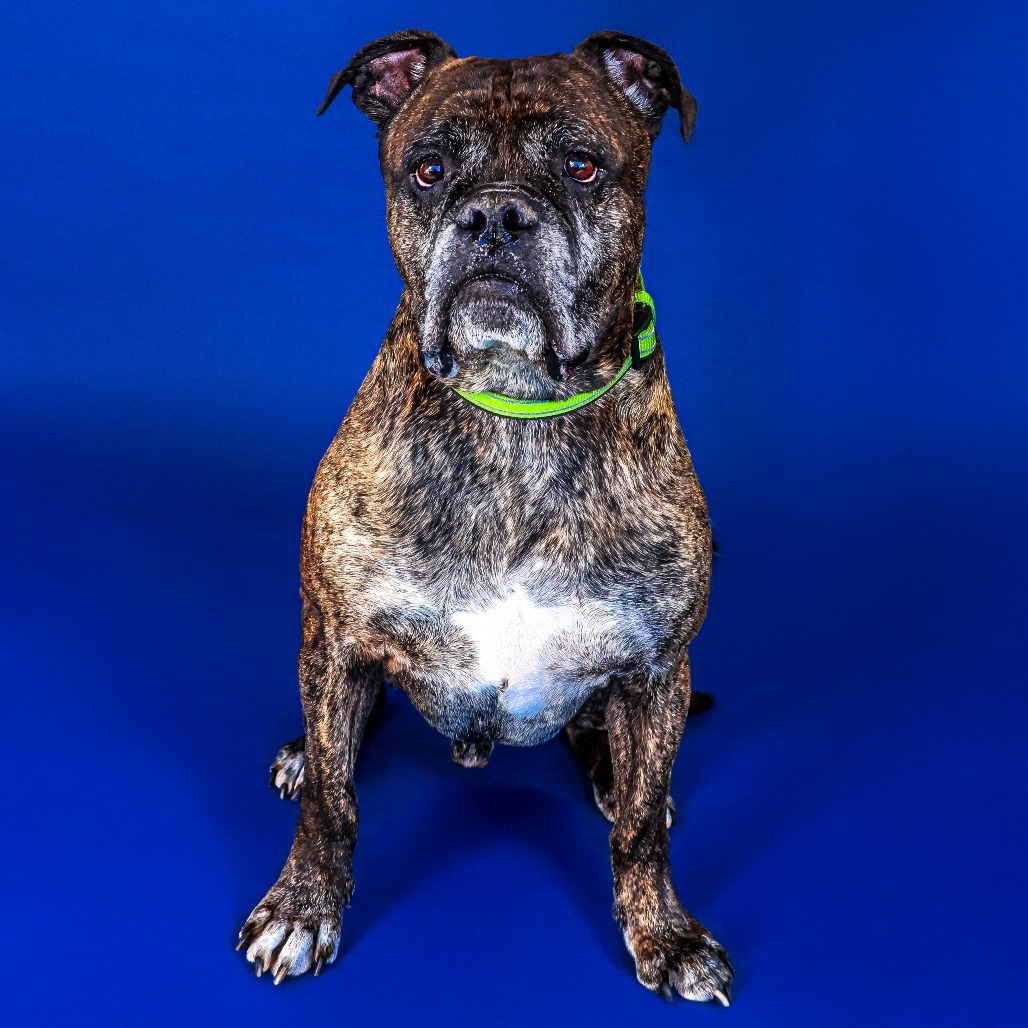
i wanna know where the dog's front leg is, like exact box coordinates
[239,598,380,983]
[606,648,734,1004]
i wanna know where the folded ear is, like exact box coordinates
[573,31,697,142]
[316,29,458,124]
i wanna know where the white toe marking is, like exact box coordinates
[273,927,313,977]
[247,919,288,965]
[316,921,341,962]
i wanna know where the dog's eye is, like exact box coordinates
[564,152,598,183]
[415,157,445,189]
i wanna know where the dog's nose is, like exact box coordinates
[456,193,538,249]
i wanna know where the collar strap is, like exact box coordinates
[451,273,657,420]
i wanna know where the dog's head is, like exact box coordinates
[318,30,696,398]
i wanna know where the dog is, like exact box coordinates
[237,29,734,1004]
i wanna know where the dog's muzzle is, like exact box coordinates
[419,184,582,383]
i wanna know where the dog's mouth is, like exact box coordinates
[455,270,530,297]
[446,272,547,344]
[422,271,585,390]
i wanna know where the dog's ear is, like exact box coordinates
[573,32,697,142]
[316,30,458,124]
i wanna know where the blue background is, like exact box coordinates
[2,0,1026,1023]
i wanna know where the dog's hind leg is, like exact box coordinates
[564,688,622,822]
[239,596,382,983]
[565,687,712,827]
[269,683,387,801]
[606,647,733,1004]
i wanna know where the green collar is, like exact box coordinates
[451,274,657,419]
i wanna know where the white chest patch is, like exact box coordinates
[450,585,583,718]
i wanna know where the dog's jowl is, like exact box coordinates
[238,29,733,1004]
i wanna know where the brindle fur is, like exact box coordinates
[238,29,733,1003]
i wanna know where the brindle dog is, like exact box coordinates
[237,29,734,1004]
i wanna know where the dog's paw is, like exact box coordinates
[269,737,305,800]
[593,782,676,828]
[623,916,734,1005]
[237,876,343,983]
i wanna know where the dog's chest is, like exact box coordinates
[379,568,659,746]
[450,583,582,709]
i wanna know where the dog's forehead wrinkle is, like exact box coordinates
[404,118,490,160]
[406,56,626,142]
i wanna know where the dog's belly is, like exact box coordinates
[384,580,657,747]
